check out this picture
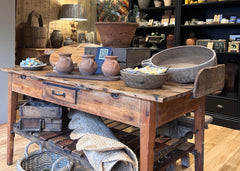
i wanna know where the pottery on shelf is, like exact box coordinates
[55,53,74,74]
[63,37,74,46]
[186,32,197,45]
[164,0,172,6]
[138,0,151,8]
[78,55,98,75]
[101,56,120,76]
[154,0,162,7]
[50,30,63,48]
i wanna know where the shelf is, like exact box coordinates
[182,0,240,8]
[13,119,195,170]
[181,23,240,28]
[137,25,175,30]
[216,52,240,55]
[139,5,175,13]
[207,94,239,101]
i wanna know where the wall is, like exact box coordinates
[0,1,15,124]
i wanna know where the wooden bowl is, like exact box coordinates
[142,46,217,83]
[120,70,167,89]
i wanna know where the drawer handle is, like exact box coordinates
[20,75,26,79]
[52,90,66,98]
[111,93,119,99]
[216,104,224,109]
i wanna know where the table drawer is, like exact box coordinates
[206,96,239,117]
[43,82,77,104]
[12,74,43,98]
[76,89,140,127]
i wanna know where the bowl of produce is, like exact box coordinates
[20,58,46,70]
[120,66,168,89]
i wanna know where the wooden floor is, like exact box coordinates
[0,123,239,171]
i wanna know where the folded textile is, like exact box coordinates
[68,110,138,171]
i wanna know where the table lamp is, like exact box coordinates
[60,4,87,43]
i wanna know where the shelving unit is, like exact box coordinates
[130,0,240,129]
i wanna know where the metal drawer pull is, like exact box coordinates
[20,75,26,79]
[111,93,119,99]
[52,90,66,98]
[216,104,224,109]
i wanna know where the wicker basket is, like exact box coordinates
[120,70,167,89]
[142,45,217,83]
[17,141,73,171]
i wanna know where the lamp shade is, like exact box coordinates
[60,4,87,21]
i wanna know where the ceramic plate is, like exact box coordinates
[20,64,47,71]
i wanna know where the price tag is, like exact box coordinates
[207,41,213,49]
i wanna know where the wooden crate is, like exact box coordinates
[19,118,63,132]
[84,47,151,69]
[19,99,67,131]
[19,99,63,119]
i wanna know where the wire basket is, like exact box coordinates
[17,141,73,171]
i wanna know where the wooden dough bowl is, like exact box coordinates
[142,46,217,83]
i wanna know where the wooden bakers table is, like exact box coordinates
[1,65,224,171]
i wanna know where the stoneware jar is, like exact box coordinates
[79,55,98,75]
[101,56,120,76]
[50,30,63,48]
[138,0,151,8]
[55,53,74,74]
[63,37,74,46]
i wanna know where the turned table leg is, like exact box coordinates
[140,100,156,171]
[194,97,205,171]
[7,73,17,165]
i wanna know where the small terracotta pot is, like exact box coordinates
[55,53,74,74]
[79,55,98,75]
[101,56,120,76]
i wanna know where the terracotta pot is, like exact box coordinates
[55,53,74,74]
[95,22,138,48]
[50,30,63,48]
[167,33,174,48]
[101,56,120,76]
[79,55,98,75]
[186,33,197,45]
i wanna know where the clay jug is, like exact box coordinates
[101,56,120,76]
[138,0,151,8]
[50,30,63,48]
[186,32,197,45]
[79,55,98,75]
[55,53,74,74]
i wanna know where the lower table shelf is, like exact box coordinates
[13,118,194,171]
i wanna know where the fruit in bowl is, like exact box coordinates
[20,58,46,70]
[120,66,168,89]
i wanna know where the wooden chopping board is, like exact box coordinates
[49,43,100,66]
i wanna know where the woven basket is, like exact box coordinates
[142,45,217,83]
[120,70,167,89]
[17,141,73,171]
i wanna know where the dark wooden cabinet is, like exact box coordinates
[130,0,240,129]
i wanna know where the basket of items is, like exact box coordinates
[120,66,168,89]
[17,141,73,171]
